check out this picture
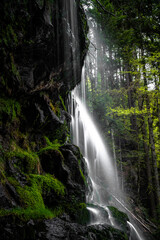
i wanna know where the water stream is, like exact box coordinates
[70,74,147,240]
[67,5,152,239]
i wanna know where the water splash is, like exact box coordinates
[70,75,148,239]
[71,90,117,206]
[69,11,151,240]
[127,221,143,240]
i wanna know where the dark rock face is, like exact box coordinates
[0,0,88,97]
[0,214,128,240]
[0,0,91,238]
[0,1,133,240]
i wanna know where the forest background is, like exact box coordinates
[82,0,160,223]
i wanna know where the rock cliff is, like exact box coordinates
[0,1,129,239]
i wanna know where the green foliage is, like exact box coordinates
[49,101,60,117]
[29,173,65,197]
[6,144,39,174]
[59,95,67,111]
[1,25,18,47]
[7,173,65,220]
[8,177,44,209]
[0,98,21,121]
[38,137,62,154]
[0,206,63,221]
[79,168,86,184]
[108,206,128,230]
[10,54,21,80]
[65,201,89,225]
[55,122,70,144]
[108,106,147,117]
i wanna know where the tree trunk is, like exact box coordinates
[138,98,157,218]
[142,51,160,205]
[146,95,160,205]
[109,47,114,89]
[119,139,124,191]
[111,129,118,188]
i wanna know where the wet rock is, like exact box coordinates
[0,184,17,209]
[0,216,129,240]
[60,147,86,202]
[7,158,27,186]
[40,149,69,183]
[36,217,130,240]
[0,0,90,238]
[39,145,86,204]
[107,206,129,233]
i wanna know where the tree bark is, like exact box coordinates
[138,98,157,218]
[142,52,160,205]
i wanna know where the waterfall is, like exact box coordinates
[68,9,152,239]
[70,78,117,203]
[70,66,147,240]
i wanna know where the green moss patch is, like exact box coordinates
[64,202,89,225]
[6,144,39,174]
[8,177,44,209]
[59,95,67,111]
[0,206,63,221]
[79,168,86,184]
[38,137,62,155]
[29,173,66,197]
[0,97,21,121]
[107,206,129,231]
[6,173,65,220]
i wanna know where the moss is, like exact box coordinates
[76,148,86,185]
[64,201,89,225]
[8,176,44,209]
[1,25,18,47]
[80,168,86,184]
[38,137,62,155]
[107,206,129,231]
[5,173,65,220]
[55,122,70,143]
[0,145,6,182]
[0,97,21,121]
[49,101,60,117]
[29,173,66,197]
[8,172,65,209]
[10,54,21,80]
[59,95,67,111]
[6,144,40,174]
[0,206,63,221]
[89,225,128,240]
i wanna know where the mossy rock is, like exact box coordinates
[0,97,21,122]
[107,206,129,232]
[5,145,40,174]
[64,202,90,225]
[4,172,65,221]
[89,224,129,240]
[39,148,69,184]
[29,173,66,197]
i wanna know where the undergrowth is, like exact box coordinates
[29,173,66,196]
[0,206,63,221]
[38,137,62,155]
[5,143,39,174]
[0,98,21,121]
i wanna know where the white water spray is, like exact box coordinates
[69,11,151,239]
[70,70,145,240]
[127,222,143,240]
[71,87,117,204]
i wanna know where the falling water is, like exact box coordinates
[70,68,147,240]
[68,6,152,239]
[128,222,143,240]
[71,85,117,200]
